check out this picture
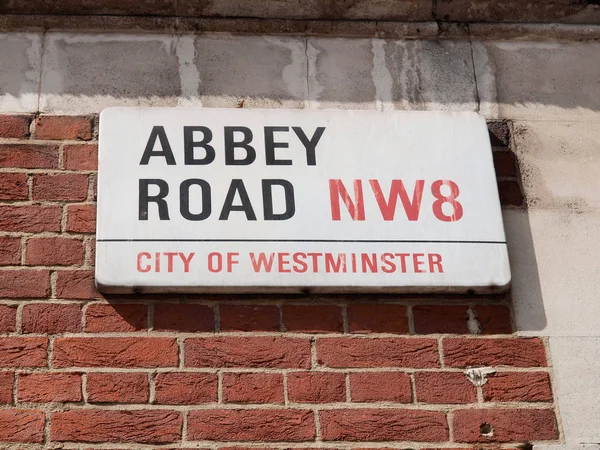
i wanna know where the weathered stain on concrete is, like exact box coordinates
[194,34,307,109]
[309,37,377,109]
[384,40,478,111]
[0,32,41,112]
[40,33,181,113]
[477,41,600,121]
[512,121,600,211]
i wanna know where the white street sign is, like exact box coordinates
[96,108,510,294]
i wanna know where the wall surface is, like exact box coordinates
[0,30,598,449]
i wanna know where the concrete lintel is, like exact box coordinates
[1,0,599,24]
[2,15,600,41]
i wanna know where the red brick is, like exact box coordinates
[320,409,448,441]
[347,304,408,333]
[413,305,469,334]
[220,304,279,332]
[493,151,518,178]
[90,173,97,200]
[18,372,82,402]
[32,173,88,201]
[53,337,178,368]
[443,338,547,368]
[25,237,84,266]
[220,448,273,450]
[497,180,524,207]
[222,372,283,404]
[85,303,147,332]
[0,305,17,332]
[287,371,345,403]
[51,410,182,443]
[154,304,214,332]
[88,238,96,266]
[22,303,82,334]
[283,305,343,333]
[188,409,315,441]
[0,205,61,232]
[0,237,20,265]
[186,337,311,369]
[34,115,92,141]
[155,372,217,404]
[0,144,59,169]
[0,372,14,403]
[350,372,411,402]
[0,409,45,443]
[65,204,96,233]
[63,144,98,170]
[0,338,47,367]
[0,270,50,298]
[483,372,552,402]
[0,173,28,200]
[317,337,439,368]
[0,115,31,139]
[86,372,149,403]
[475,305,513,334]
[55,270,102,299]
[453,408,558,442]
[414,372,476,404]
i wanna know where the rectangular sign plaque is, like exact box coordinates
[96,108,510,293]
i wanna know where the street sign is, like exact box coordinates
[96,108,510,293]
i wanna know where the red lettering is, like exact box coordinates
[432,180,463,222]
[208,252,222,273]
[278,252,291,273]
[306,252,322,272]
[227,252,239,272]
[250,252,274,272]
[164,252,177,272]
[361,253,378,273]
[369,179,424,221]
[413,253,426,273]
[178,252,194,273]
[293,252,308,273]
[137,252,151,272]
[381,252,396,273]
[324,253,346,273]
[428,253,443,273]
[394,253,409,273]
[329,179,365,221]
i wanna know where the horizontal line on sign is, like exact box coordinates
[97,239,507,244]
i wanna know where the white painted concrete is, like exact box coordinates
[549,337,600,444]
[40,33,182,113]
[512,121,600,211]
[0,33,41,113]
[476,41,600,121]
[383,40,478,111]
[194,34,307,109]
[505,209,600,337]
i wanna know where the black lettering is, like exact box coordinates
[265,127,291,165]
[180,179,211,221]
[262,179,295,220]
[139,179,170,220]
[219,179,257,220]
[184,126,215,165]
[224,127,256,165]
[292,126,326,166]
[139,126,176,165]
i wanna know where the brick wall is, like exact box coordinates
[0,114,558,448]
